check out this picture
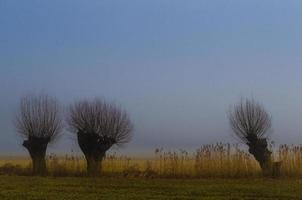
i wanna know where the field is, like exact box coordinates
[1,143,302,199]
[0,176,302,199]
[1,143,302,178]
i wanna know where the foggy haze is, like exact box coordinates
[1,0,302,154]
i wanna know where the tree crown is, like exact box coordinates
[228,98,271,144]
[67,98,133,145]
[15,94,63,141]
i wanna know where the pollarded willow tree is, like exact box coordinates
[228,98,272,174]
[67,98,133,176]
[15,94,63,175]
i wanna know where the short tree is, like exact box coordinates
[228,98,272,174]
[15,94,63,175]
[67,98,133,176]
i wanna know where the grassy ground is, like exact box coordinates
[0,176,302,199]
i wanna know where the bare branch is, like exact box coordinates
[67,98,133,146]
[228,98,271,144]
[15,94,63,141]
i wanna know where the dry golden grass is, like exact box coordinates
[2,143,302,178]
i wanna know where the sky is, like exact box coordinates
[1,0,302,155]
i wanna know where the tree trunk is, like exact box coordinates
[85,155,105,176]
[259,159,272,176]
[271,161,282,178]
[23,136,49,176]
[77,132,113,176]
[248,138,272,176]
[31,155,47,176]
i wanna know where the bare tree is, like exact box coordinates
[228,98,272,174]
[67,98,133,176]
[15,94,63,175]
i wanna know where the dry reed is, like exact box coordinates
[1,143,302,178]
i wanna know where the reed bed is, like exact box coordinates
[1,143,302,178]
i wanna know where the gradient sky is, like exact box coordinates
[1,0,302,154]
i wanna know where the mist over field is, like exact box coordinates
[1,0,302,156]
[2,1,302,199]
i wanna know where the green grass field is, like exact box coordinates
[0,176,302,200]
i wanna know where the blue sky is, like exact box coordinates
[1,0,302,154]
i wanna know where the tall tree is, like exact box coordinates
[15,94,63,175]
[228,98,272,174]
[67,98,133,176]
